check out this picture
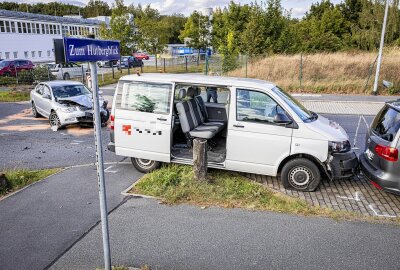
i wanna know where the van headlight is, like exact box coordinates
[60,107,77,113]
[329,140,351,153]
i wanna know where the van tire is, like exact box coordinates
[131,158,160,173]
[281,158,321,191]
[63,73,70,80]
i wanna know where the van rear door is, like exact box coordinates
[113,80,174,162]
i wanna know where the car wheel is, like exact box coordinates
[49,111,62,129]
[31,102,40,118]
[281,158,321,191]
[131,157,160,173]
[63,73,70,80]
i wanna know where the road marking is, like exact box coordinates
[104,165,118,173]
[368,204,396,218]
[73,140,84,143]
[70,142,80,145]
[337,191,361,202]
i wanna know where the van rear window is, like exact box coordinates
[372,105,400,142]
[115,81,172,114]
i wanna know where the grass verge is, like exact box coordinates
[131,164,400,224]
[0,168,61,196]
[0,90,30,102]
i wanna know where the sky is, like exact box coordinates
[15,0,343,18]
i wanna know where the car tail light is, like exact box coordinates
[110,115,114,130]
[374,144,398,162]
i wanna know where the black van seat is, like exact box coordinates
[176,88,223,140]
[193,88,226,128]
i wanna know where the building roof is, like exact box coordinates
[119,73,276,90]
[0,9,103,25]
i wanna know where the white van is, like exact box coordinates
[108,74,359,191]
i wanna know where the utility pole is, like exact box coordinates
[373,0,390,95]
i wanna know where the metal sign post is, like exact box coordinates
[60,37,120,270]
[90,60,112,270]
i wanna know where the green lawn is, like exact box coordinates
[0,90,30,102]
[1,168,61,196]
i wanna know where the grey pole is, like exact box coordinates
[373,0,390,95]
[89,61,112,270]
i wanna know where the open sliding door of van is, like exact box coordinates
[113,81,174,162]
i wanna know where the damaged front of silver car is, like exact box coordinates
[55,93,109,127]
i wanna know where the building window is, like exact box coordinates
[13,52,18,58]
[36,23,40,34]
[41,24,44,34]
[28,23,32,33]
[31,51,35,58]
[32,23,36,34]
[0,21,4,32]
[47,50,51,57]
[0,52,2,59]
[5,52,10,59]
[22,23,27,33]
[5,21,10,32]
[10,22,15,33]
[46,24,49,34]
[17,22,22,33]
[38,51,42,58]
[24,51,28,58]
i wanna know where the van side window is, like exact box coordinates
[116,81,172,114]
[236,89,283,124]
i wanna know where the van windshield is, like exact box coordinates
[271,86,314,122]
[372,105,400,142]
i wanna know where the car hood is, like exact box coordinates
[57,95,94,108]
[306,115,349,141]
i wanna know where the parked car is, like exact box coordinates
[48,62,83,80]
[360,100,400,195]
[0,59,34,76]
[133,52,150,60]
[107,74,359,192]
[30,81,109,129]
[97,60,118,68]
[117,56,143,69]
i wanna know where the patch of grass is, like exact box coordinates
[0,90,30,102]
[1,168,61,196]
[131,165,400,224]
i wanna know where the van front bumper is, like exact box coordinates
[360,154,400,195]
[328,151,359,179]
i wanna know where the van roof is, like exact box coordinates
[119,73,277,89]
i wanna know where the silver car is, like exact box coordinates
[30,81,109,129]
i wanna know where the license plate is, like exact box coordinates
[365,149,375,160]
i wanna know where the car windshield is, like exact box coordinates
[372,105,400,142]
[271,86,314,122]
[0,61,11,67]
[52,85,91,98]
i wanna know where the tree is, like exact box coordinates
[161,14,187,44]
[82,0,111,17]
[135,5,172,68]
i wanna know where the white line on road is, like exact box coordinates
[337,191,361,202]
[104,165,118,173]
[368,204,397,218]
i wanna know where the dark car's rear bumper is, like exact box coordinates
[360,154,400,195]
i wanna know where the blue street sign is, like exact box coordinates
[63,37,120,62]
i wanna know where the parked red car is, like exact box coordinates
[0,59,35,76]
[133,52,150,60]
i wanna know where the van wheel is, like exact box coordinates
[63,73,70,80]
[131,158,161,173]
[281,158,321,191]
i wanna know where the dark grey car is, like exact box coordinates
[360,100,400,195]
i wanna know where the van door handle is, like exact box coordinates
[157,117,167,121]
[233,124,244,128]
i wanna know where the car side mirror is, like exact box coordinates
[274,112,292,125]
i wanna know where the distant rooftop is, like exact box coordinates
[0,9,104,25]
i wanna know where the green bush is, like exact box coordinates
[17,70,34,84]
[0,76,17,85]
[33,65,56,82]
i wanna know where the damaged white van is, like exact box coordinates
[108,74,359,191]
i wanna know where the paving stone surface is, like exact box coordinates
[301,100,383,115]
[246,174,400,218]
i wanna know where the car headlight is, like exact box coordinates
[60,107,77,113]
[328,140,351,153]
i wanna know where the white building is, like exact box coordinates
[0,9,109,63]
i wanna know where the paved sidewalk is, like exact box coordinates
[50,197,400,270]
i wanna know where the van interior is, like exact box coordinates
[171,84,230,164]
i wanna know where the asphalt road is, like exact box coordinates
[0,162,142,270]
[50,197,400,270]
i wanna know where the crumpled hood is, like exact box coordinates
[57,94,105,109]
[306,115,349,141]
